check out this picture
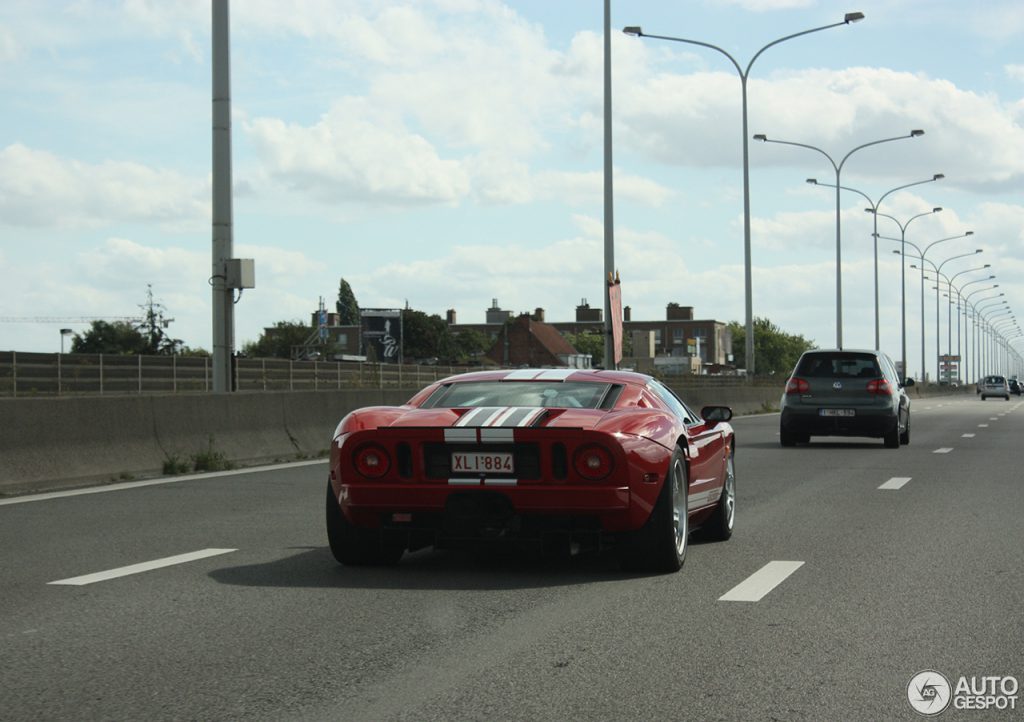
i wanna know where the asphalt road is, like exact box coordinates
[2,395,1022,721]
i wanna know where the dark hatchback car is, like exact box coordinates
[780,349,913,448]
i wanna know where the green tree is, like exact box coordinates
[242,321,314,359]
[452,328,490,363]
[72,320,150,355]
[401,308,449,361]
[335,278,360,326]
[728,317,815,375]
[562,330,604,362]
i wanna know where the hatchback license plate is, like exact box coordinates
[819,408,855,417]
[451,452,514,474]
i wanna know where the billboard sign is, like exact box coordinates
[360,309,402,363]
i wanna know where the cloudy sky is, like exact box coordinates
[1,0,1022,379]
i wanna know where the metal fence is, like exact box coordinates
[0,351,488,397]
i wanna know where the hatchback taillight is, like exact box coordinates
[354,444,390,478]
[785,377,810,394]
[573,445,613,481]
[866,379,892,395]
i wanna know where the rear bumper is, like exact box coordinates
[781,407,898,438]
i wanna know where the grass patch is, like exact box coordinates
[191,436,235,472]
[162,454,191,476]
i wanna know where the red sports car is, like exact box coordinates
[326,368,735,572]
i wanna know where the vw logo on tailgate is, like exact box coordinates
[833,381,843,390]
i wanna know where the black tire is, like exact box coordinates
[622,447,688,573]
[780,428,798,447]
[702,450,735,542]
[899,416,910,445]
[326,482,404,566]
[981,395,987,400]
[883,425,900,449]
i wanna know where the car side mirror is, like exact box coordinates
[701,405,733,425]
[903,378,915,387]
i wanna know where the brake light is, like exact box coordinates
[353,444,390,478]
[785,377,810,394]
[866,379,892,395]
[573,445,613,481]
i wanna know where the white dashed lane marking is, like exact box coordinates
[962,433,976,438]
[933,448,954,454]
[879,477,912,490]
[719,561,804,602]
[48,548,237,586]
[979,424,989,428]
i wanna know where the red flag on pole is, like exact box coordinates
[608,272,623,367]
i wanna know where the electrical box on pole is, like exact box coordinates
[225,258,255,289]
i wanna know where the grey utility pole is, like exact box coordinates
[602,0,616,369]
[212,0,235,392]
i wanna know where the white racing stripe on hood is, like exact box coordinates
[453,406,545,428]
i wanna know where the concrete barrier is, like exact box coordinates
[0,381,965,495]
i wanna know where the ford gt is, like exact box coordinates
[326,368,736,573]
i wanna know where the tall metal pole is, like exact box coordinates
[212,0,234,392]
[755,130,924,349]
[602,0,615,370]
[623,13,864,374]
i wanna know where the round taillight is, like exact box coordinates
[573,445,613,481]
[354,445,390,478]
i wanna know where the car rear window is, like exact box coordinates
[795,352,882,379]
[985,376,1005,384]
[425,381,616,409]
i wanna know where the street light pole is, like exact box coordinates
[755,130,925,349]
[946,263,989,383]
[623,12,865,375]
[880,229,971,381]
[963,285,1000,382]
[919,250,985,383]
[872,208,941,380]
[807,174,943,349]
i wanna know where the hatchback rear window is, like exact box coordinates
[985,376,1006,384]
[796,353,881,379]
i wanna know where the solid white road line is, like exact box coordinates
[933,448,953,454]
[879,477,912,490]
[48,548,237,586]
[962,433,976,438]
[0,459,328,507]
[719,561,804,602]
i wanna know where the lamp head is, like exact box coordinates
[910,129,925,137]
[864,208,875,213]
[975,249,983,253]
[933,207,943,213]
[844,12,866,23]
[753,134,767,142]
[806,178,818,184]
[622,26,643,36]
[965,230,974,236]
[934,173,945,180]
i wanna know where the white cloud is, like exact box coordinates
[710,0,815,11]
[0,24,16,62]
[616,66,1024,191]
[1006,65,1024,81]
[0,144,210,229]
[247,100,471,206]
